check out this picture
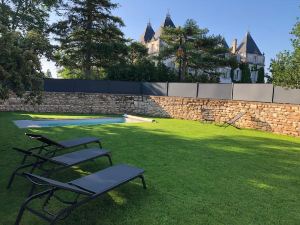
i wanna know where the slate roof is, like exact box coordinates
[142,22,155,43]
[164,13,176,28]
[236,32,262,55]
[220,38,229,49]
[154,14,176,39]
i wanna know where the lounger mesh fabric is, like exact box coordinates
[51,148,110,166]
[70,164,144,194]
[58,137,100,148]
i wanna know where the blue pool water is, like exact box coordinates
[14,117,126,128]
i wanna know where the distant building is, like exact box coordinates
[229,32,265,83]
[140,13,176,69]
[141,14,265,83]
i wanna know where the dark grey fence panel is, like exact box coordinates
[142,82,168,96]
[44,79,300,105]
[273,87,300,104]
[44,79,75,92]
[233,84,273,102]
[72,80,110,93]
[45,79,111,93]
[109,81,141,95]
[198,84,232,100]
[168,83,198,98]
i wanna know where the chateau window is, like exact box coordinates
[251,71,258,82]
[222,70,230,79]
[234,70,239,81]
[226,70,230,78]
[254,56,257,63]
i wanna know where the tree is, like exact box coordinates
[57,41,148,79]
[127,41,148,65]
[257,67,265,83]
[270,17,300,88]
[240,63,252,83]
[52,0,127,79]
[0,0,55,102]
[0,26,44,102]
[106,60,177,82]
[159,19,236,81]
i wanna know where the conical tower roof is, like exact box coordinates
[141,22,155,43]
[220,37,229,49]
[163,13,176,28]
[236,32,262,55]
[154,13,176,39]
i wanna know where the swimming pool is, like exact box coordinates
[13,115,154,128]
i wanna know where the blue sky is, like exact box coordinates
[44,0,299,77]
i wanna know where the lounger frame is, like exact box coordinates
[17,134,102,168]
[221,112,246,129]
[14,170,146,225]
[7,147,112,192]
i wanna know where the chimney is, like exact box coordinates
[231,39,237,54]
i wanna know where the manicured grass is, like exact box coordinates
[1,112,300,225]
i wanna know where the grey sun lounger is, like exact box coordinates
[14,164,146,225]
[221,112,246,129]
[16,133,102,171]
[7,147,112,191]
[25,133,102,149]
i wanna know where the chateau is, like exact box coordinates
[140,14,265,83]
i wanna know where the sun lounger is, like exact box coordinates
[14,164,146,225]
[221,112,246,129]
[7,147,112,190]
[17,133,102,167]
[25,133,102,149]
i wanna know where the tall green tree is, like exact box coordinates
[52,0,127,79]
[240,63,252,83]
[257,67,265,83]
[0,26,44,102]
[58,41,148,79]
[159,19,236,81]
[270,17,300,88]
[0,0,55,102]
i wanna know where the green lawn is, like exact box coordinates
[1,112,300,225]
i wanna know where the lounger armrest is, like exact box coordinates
[13,148,61,165]
[24,173,93,195]
[24,174,50,187]
[25,133,64,148]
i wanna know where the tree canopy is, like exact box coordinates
[270,17,300,88]
[159,19,236,82]
[0,0,55,102]
[52,0,127,79]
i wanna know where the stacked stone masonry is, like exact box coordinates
[1,92,299,137]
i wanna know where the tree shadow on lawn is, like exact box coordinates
[1,118,300,225]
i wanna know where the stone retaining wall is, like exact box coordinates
[1,92,299,137]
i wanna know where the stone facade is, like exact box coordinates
[1,92,300,137]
